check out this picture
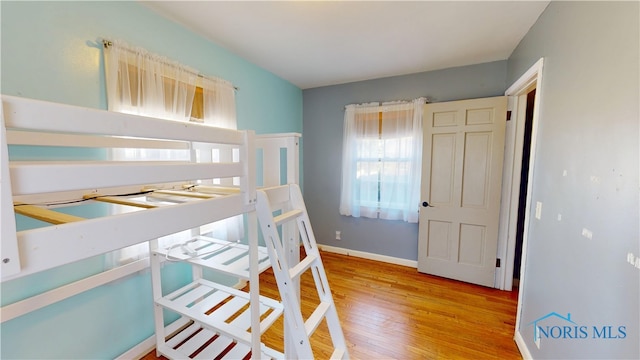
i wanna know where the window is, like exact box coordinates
[339,98,426,223]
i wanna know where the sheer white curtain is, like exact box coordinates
[202,76,237,130]
[339,102,381,219]
[104,39,197,120]
[199,76,243,241]
[103,39,240,266]
[339,98,425,223]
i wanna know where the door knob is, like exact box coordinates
[422,201,432,208]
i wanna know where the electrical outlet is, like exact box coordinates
[335,231,341,240]
[581,228,593,240]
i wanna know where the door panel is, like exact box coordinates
[427,220,452,260]
[462,131,492,208]
[459,223,486,265]
[430,134,456,205]
[418,96,507,287]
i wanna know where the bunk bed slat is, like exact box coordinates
[191,185,241,194]
[13,204,85,224]
[170,284,215,309]
[192,335,234,359]
[178,329,217,355]
[201,247,247,265]
[159,322,225,360]
[152,190,217,199]
[155,236,272,280]
[189,291,230,315]
[83,194,157,209]
[218,343,251,359]
[157,299,251,345]
[209,296,248,322]
[228,304,260,331]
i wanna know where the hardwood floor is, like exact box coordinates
[143,250,521,359]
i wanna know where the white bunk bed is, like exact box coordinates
[0,95,348,359]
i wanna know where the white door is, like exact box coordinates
[418,96,507,287]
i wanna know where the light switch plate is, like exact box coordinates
[535,201,542,219]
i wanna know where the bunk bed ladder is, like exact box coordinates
[256,184,349,359]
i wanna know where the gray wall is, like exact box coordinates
[302,61,507,260]
[507,2,639,358]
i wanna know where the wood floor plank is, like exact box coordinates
[142,251,521,359]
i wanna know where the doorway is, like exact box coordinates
[499,59,545,353]
[498,58,544,293]
[513,88,536,286]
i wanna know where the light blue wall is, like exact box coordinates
[302,61,507,260]
[507,2,639,358]
[0,1,302,133]
[1,1,301,358]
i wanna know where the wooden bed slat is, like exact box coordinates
[13,204,85,224]
[190,185,241,195]
[83,194,158,209]
[153,190,217,199]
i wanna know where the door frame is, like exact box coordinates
[496,58,544,294]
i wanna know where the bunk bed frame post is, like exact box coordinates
[188,143,204,285]
[283,134,301,271]
[284,135,300,185]
[0,103,21,277]
[247,211,261,357]
[255,133,302,358]
[240,130,262,357]
[149,239,165,357]
[240,130,257,211]
[284,134,301,358]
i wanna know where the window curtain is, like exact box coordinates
[339,98,426,223]
[199,76,242,242]
[104,39,197,120]
[339,102,381,219]
[103,39,241,266]
[201,76,237,130]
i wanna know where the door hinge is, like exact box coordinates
[496,258,501,268]
[506,111,512,121]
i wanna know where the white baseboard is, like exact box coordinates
[514,330,533,359]
[116,337,156,360]
[317,244,417,268]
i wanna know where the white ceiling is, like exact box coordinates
[142,1,549,89]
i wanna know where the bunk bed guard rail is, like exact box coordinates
[0,95,262,281]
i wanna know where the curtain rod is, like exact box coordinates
[102,39,239,91]
[344,97,430,110]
